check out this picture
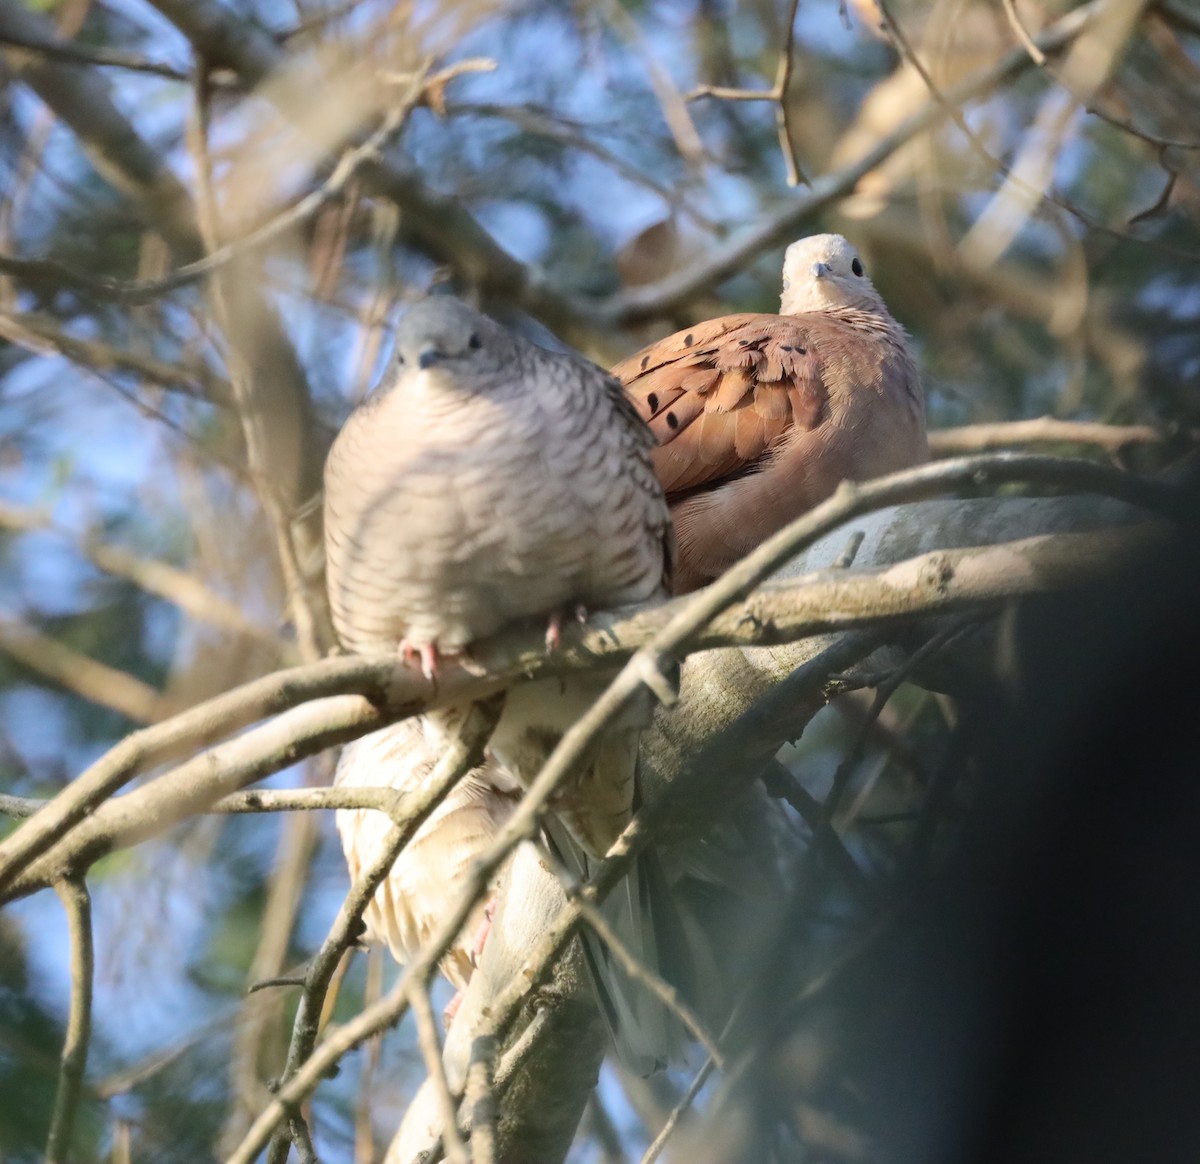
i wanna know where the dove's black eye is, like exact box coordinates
[468,333,482,350]
[851,258,864,277]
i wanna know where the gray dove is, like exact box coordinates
[325,295,677,1069]
[324,294,672,854]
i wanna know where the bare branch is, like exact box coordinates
[0,654,405,897]
[686,0,804,184]
[929,418,1200,455]
[639,1059,714,1164]
[1,452,1180,903]
[466,1036,498,1164]
[45,878,93,1164]
[264,703,498,1164]
[593,1,1102,325]
[0,503,282,651]
[410,986,470,1164]
[538,838,726,1068]
[0,26,195,81]
[0,311,232,404]
[0,619,179,724]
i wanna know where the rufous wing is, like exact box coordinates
[613,313,829,497]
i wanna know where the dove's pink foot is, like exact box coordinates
[443,989,464,1028]
[544,605,588,653]
[469,899,496,967]
[545,613,562,653]
[399,639,440,681]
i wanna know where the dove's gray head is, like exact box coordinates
[391,297,516,383]
[779,234,888,316]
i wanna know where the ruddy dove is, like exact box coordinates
[613,232,928,593]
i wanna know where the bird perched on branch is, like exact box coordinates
[324,295,672,853]
[328,235,928,1071]
[614,232,927,592]
[325,296,676,1063]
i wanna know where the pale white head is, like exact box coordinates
[779,234,888,315]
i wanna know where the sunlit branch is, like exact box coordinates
[263,703,498,1164]
[928,418,1200,456]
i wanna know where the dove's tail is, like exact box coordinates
[543,817,688,1075]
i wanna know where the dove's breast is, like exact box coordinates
[324,364,667,655]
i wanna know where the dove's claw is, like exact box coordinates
[399,639,440,681]
[469,899,496,967]
[546,606,587,652]
[545,612,563,653]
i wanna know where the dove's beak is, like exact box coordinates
[811,261,832,279]
[418,348,445,369]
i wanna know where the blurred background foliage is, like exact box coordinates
[0,0,1197,1160]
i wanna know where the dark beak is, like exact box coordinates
[418,347,444,370]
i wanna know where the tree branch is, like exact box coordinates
[928,418,1199,455]
[1,452,1178,902]
[589,0,1102,325]
[0,619,180,724]
[45,878,93,1164]
[264,702,499,1164]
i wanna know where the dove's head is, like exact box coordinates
[391,297,515,384]
[779,234,888,316]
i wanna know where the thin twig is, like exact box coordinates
[46,878,93,1164]
[1002,0,1046,64]
[821,617,980,827]
[189,61,325,669]
[535,838,726,1068]
[774,0,805,186]
[639,1058,715,1164]
[410,984,470,1164]
[685,0,804,183]
[928,417,1200,455]
[263,704,499,1164]
[761,761,868,900]
[0,310,232,404]
[467,1036,498,1164]
[0,28,195,80]
[0,503,281,650]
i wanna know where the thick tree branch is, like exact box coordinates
[232,458,1173,1162]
